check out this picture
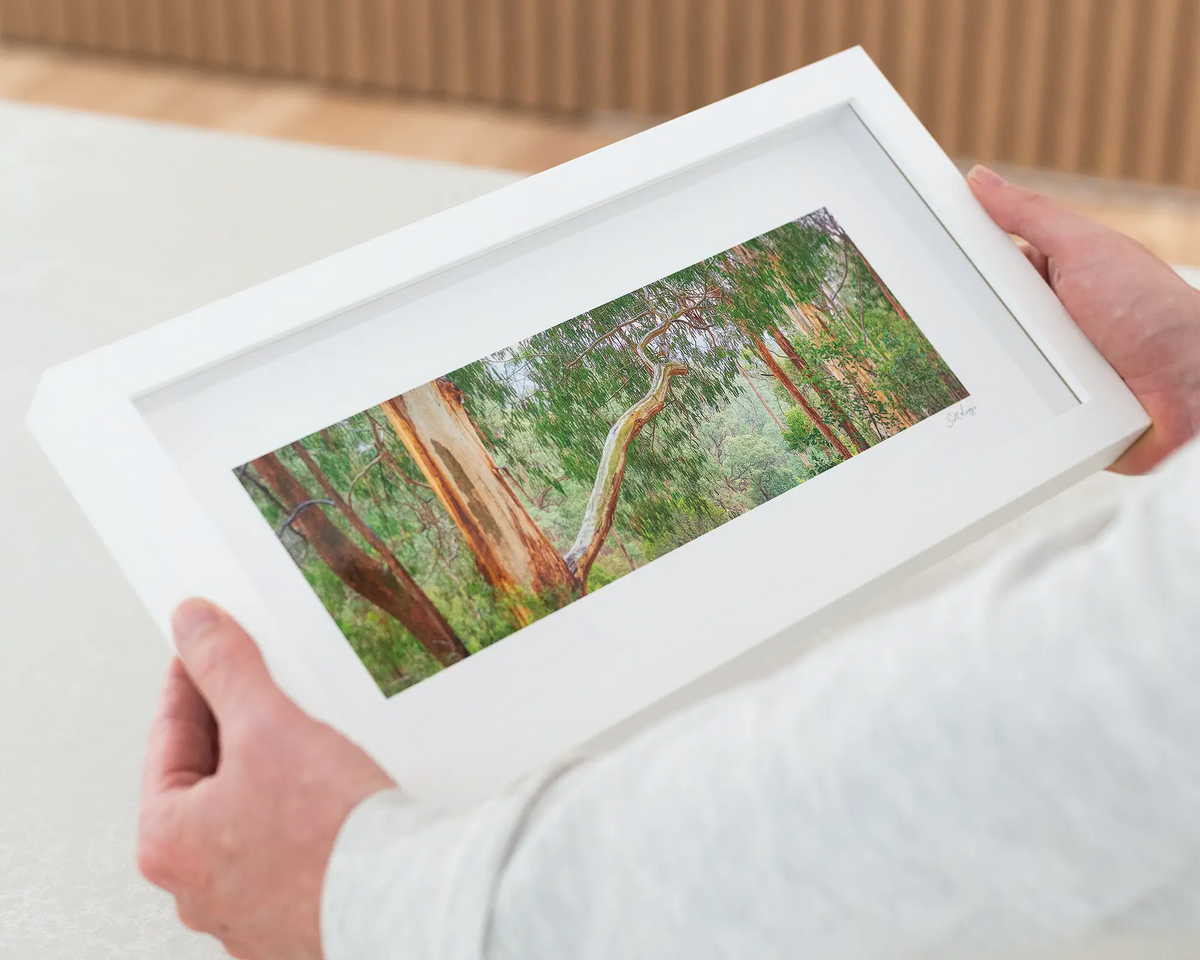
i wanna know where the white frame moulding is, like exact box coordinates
[27,49,1149,800]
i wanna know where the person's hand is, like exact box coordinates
[968,165,1200,475]
[137,599,395,959]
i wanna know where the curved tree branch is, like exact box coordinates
[277,498,335,537]
[253,452,467,668]
[346,455,382,512]
[365,412,434,491]
[564,291,708,371]
[827,238,852,303]
[237,465,289,517]
[565,311,652,367]
[290,441,469,665]
[563,314,688,587]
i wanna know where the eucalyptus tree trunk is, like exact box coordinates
[792,303,913,433]
[253,451,467,667]
[767,324,871,453]
[741,322,853,461]
[843,234,907,324]
[562,314,688,588]
[382,378,578,624]
[735,360,784,429]
[837,242,969,405]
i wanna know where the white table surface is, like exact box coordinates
[0,101,1178,958]
[0,101,516,960]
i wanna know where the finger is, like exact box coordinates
[172,598,288,726]
[175,901,254,959]
[967,165,1101,261]
[143,658,219,801]
[1015,238,1050,282]
[222,940,255,960]
[176,898,214,934]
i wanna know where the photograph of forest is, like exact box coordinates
[235,208,967,697]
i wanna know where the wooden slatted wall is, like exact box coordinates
[2,0,1196,188]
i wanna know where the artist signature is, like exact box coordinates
[945,402,978,428]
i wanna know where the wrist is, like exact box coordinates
[1110,290,1200,474]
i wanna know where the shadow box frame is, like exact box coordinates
[28,48,1149,802]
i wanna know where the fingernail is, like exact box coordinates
[968,164,1006,188]
[172,598,221,642]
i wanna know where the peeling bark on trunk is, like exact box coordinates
[254,451,467,667]
[382,379,577,625]
[742,322,853,460]
[563,315,688,588]
[767,324,871,453]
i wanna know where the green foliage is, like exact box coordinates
[781,406,819,449]
[722,434,798,504]
[781,407,840,477]
[235,207,968,697]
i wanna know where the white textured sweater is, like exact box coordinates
[322,436,1200,960]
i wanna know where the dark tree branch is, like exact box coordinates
[277,499,336,537]
[237,464,289,517]
[346,455,383,512]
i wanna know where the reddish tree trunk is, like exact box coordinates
[735,360,784,429]
[834,230,909,325]
[382,378,578,624]
[741,323,853,460]
[767,324,871,453]
[252,452,467,667]
[838,242,969,405]
[793,303,915,432]
[932,361,970,402]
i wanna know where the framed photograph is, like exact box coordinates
[28,48,1148,802]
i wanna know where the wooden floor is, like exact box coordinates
[2,42,1198,265]
[0,43,652,172]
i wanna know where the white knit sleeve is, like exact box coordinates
[323,438,1200,960]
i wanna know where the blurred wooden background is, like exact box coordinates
[2,0,1197,189]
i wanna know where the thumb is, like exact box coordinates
[171,598,288,724]
[967,165,1100,261]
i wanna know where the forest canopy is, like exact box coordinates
[235,208,967,697]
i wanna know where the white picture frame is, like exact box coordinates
[27,48,1148,803]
